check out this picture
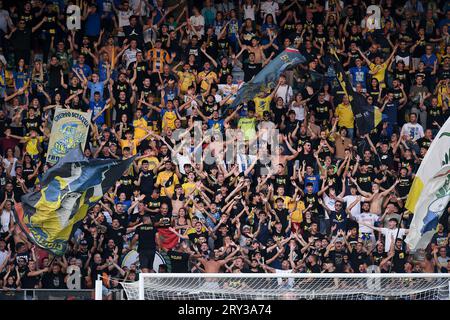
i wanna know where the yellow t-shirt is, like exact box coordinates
[238,117,257,141]
[273,196,292,209]
[156,171,179,197]
[254,96,272,118]
[162,111,177,130]
[290,201,306,223]
[178,71,196,93]
[198,71,218,92]
[119,139,138,155]
[132,118,148,140]
[24,136,44,156]
[182,182,197,196]
[369,62,388,87]
[138,156,160,170]
[335,103,355,129]
[437,85,448,107]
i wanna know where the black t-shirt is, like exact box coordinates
[188,231,209,246]
[397,176,412,198]
[417,137,432,150]
[243,62,262,82]
[106,225,126,248]
[21,269,41,289]
[139,169,155,195]
[371,250,387,266]
[167,250,190,273]
[349,250,369,272]
[42,272,66,289]
[312,100,332,126]
[329,250,346,273]
[136,223,157,251]
[118,174,135,198]
[22,117,42,134]
[123,24,144,46]
[355,172,375,193]
[393,249,408,273]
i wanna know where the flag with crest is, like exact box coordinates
[14,147,135,256]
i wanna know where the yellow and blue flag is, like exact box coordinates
[14,147,135,256]
[227,48,306,111]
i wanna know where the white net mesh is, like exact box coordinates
[119,273,450,300]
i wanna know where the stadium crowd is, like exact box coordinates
[0,0,449,298]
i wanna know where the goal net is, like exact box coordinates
[119,273,450,300]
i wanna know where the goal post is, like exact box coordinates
[117,273,450,301]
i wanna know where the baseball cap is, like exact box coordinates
[80,239,88,246]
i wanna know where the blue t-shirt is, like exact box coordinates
[13,70,29,89]
[420,54,437,71]
[349,66,369,89]
[73,64,93,78]
[207,119,224,132]
[85,12,101,37]
[205,211,221,229]
[304,174,320,194]
[98,60,109,82]
[90,100,106,124]
[88,81,105,101]
[383,101,398,125]
[227,19,241,39]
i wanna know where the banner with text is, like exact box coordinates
[46,108,91,165]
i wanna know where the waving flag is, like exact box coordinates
[14,147,135,256]
[46,108,92,165]
[405,118,450,250]
[227,48,306,111]
[331,50,382,135]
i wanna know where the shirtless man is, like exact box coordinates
[350,178,399,215]
[194,246,241,273]
[237,36,276,64]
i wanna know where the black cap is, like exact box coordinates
[80,239,88,246]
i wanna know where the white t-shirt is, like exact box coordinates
[2,158,17,177]
[123,48,141,68]
[274,268,294,286]
[0,210,12,233]
[353,212,379,234]
[190,15,205,36]
[323,194,336,213]
[260,1,279,24]
[275,85,293,104]
[290,102,305,121]
[381,228,406,252]
[395,55,411,68]
[243,4,256,21]
[118,9,133,27]
[401,123,424,141]
[175,152,191,175]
